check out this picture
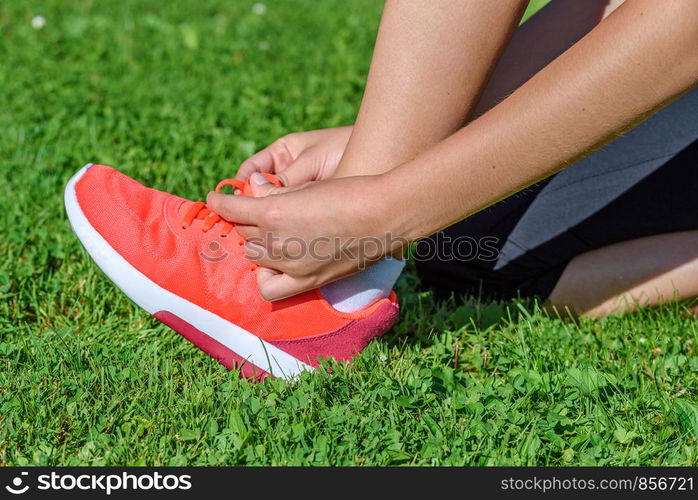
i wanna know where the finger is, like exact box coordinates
[275,151,321,186]
[249,172,313,197]
[233,224,263,242]
[235,139,294,181]
[248,172,286,197]
[244,240,272,261]
[236,148,275,181]
[206,192,266,225]
[256,268,315,301]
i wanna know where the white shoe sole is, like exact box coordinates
[64,164,312,380]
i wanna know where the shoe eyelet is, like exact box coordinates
[220,233,228,238]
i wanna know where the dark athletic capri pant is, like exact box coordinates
[416,88,698,301]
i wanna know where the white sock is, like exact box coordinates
[320,257,405,312]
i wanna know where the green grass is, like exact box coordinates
[1,0,696,466]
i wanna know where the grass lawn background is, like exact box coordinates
[1,0,696,466]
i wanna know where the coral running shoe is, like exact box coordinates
[64,164,399,380]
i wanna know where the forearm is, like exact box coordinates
[385,0,698,243]
[335,0,527,178]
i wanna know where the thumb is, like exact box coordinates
[206,191,265,225]
[275,151,321,187]
[249,172,286,197]
[256,267,315,301]
[248,172,309,197]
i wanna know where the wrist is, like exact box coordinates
[370,169,420,255]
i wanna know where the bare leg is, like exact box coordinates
[474,0,625,115]
[548,232,698,317]
[336,0,624,178]
[334,0,528,178]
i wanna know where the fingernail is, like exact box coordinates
[251,172,269,185]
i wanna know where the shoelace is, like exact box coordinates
[180,173,282,243]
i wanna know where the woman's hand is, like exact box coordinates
[207,173,408,301]
[235,126,353,187]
